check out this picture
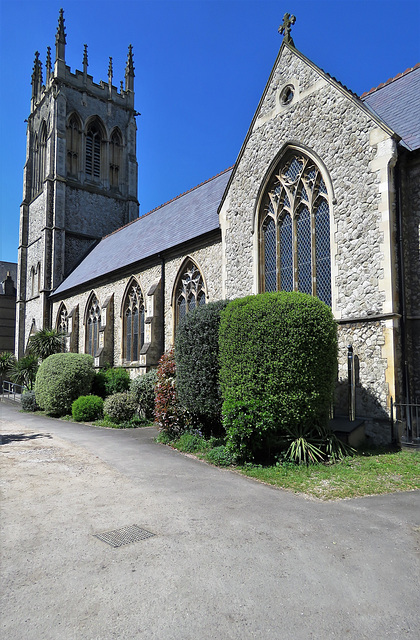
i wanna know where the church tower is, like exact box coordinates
[16,9,139,356]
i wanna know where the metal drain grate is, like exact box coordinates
[93,524,156,547]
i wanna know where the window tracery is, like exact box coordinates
[260,150,331,306]
[175,261,206,327]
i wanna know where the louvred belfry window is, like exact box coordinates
[123,282,145,362]
[66,114,81,177]
[175,261,206,328]
[86,122,101,179]
[260,151,332,307]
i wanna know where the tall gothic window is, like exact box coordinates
[31,122,47,197]
[175,260,206,328]
[86,295,101,357]
[56,303,68,334]
[109,129,122,189]
[85,121,102,180]
[66,114,81,177]
[259,150,331,307]
[123,281,145,362]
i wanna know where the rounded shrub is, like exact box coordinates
[34,353,95,416]
[103,391,137,424]
[219,292,338,462]
[175,300,229,436]
[130,369,157,420]
[71,395,104,422]
[21,390,38,412]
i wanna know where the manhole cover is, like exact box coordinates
[93,524,155,547]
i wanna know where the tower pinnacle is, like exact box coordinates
[55,8,66,62]
[125,44,135,92]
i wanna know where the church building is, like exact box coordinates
[16,10,419,443]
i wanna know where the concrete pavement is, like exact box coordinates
[1,400,419,640]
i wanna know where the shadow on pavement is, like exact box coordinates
[0,432,52,445]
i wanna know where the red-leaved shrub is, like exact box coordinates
[154,348,189,437]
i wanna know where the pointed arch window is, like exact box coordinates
[56,303,68,334]
[123,282,145,362]
[175,261,206,328]
[31,122,47,197]
[259,150,331,306]
[109,129,122,189]
[86,295,101,357]
[66,114,81,177]
[30,266,35,298]
[86,121,102,180]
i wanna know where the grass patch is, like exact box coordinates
[239,449,420,500]
[157,434,420,500]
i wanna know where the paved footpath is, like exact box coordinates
[1,400,419,640]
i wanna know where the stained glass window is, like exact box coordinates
[260,150,332,306]
[123,282,145,362]
[86,295,101,357]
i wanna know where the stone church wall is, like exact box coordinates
[163,238,223,349]
[220,45,400,431]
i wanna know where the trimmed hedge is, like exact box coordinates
[103,367,131,395]
[103,391,137,424]
[34,353,95,416]
[175,300,229,435]
[219,292,338,462]
[72,395,104,422]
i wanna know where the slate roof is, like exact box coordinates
[53,168,232,296]
[361,64,420,151]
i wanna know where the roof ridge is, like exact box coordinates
[102,166,233,240]
[360,62,420,99]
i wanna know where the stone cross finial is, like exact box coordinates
[278,12,296,46]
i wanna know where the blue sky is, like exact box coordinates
[0,0,419,265]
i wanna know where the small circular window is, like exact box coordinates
[280,85,294,106]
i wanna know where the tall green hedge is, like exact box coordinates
[219,292,337,462]
[175,300,229,435]
[35,353,95,416]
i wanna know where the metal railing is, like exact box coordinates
[391,397,420,446]
[1,380,23,402]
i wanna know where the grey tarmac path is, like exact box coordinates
[1,400,419,640]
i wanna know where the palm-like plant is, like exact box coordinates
[9,355,39,390]
[27,328,66,361]
[0,351,16,381]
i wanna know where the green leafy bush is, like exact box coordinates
[175,300,229,436]
[34,353,95,416]
[0,351,16,382]
[219,292,338,463]
[21,390,38,412]
[130,369,157,420]
[205,445,236,467]
[71,395,104,422]
[103,367,130,396]
[103,391,137,424]
[154,348,189,437]
[91,370,107,398]
[174,432,208,453]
